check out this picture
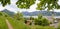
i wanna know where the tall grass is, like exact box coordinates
[7,17,30,29]
[0,16,8,29]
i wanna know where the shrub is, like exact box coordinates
[34,14,50,26]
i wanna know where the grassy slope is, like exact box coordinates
[0,16,55,29]
[7,17,55,29]
[0,16,8,29]
[0,12,56,29]
[7,17,30,29]
[0,12,30,29]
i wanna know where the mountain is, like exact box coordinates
[1,9,60,16]
[22,11,60,16]
[1,9,14,16]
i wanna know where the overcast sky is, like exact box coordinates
[0,0,60,13]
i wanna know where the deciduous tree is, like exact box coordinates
[0,0,60,10]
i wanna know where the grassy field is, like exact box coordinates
[30,25,55,29]
[0,16,8,29]
[0,17,55,29]
[0,16,30,29]
[0,16,56,29]
[7,17,30,29]
[7,17,55,29]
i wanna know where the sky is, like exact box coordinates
[0,0,60,13]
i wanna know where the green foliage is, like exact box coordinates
[16,0,36,9]
[0,11,56,29]
[30,17,34,20]
[0,0,60,10]
[34,14,50,26]
[0,10,57,29]
[7,17,30,29]
[0,16,8,29]
[41,18,50,26]
[0,12,30,29]
[13,12,24,21]
[38,14,43,19]
[0,0,10,7]
[0,12,3,16]
[37,0,60,10]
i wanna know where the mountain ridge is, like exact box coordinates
[1,9,60,16]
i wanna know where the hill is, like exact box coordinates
[22,11,60,16]
[1,9,14,16]
[1,9,60,16]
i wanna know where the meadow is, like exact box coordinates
[0,12,60,29]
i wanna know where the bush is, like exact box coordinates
[35,18,50,26]
[34,14,50,26]
[13,12,24,22]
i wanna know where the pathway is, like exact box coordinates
[5,19,13,29]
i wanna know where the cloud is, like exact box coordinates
[0,0,60,12]
[0,5,5,11]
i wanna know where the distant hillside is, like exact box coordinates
[1,9,60,16]
[1,9,14,16]
[22,11,60,16]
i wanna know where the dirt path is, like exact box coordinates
[5,19,13,29]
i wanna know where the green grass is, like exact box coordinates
[30,25,55,29]
[7,17,30,29]
[0,16,56,29]
[0,16,8,29]
[6,17,55,29]
[7,17,55,29]
[0,12,56,29]
[0,16,30,29]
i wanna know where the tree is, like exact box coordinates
[0,0,10,7]
[0,0,60,10]
[37,0,60,10]
[34,14,50,26]
[38,14,43,19]
[16,0,36,9]
[41,17,50,26]
[13,12,24,21]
